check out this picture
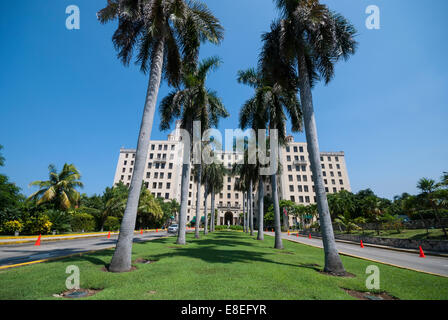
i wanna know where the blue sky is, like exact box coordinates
[0,0,447,200]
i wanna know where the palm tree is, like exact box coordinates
[238,68,302,248]
[264,0,357,274]
[0,145,4,167]
[98,0,223,272]
[417,178,447,238]
[160,56,228,244]
[29,164,83,211]
[203,161,227,232]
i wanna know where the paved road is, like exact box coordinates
[0,231,173,268]
[267,232,448,277]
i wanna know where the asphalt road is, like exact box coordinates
[0,231,173,268]
[269,232,448,277]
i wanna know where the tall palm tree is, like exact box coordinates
[202,161,227,232]
[29,164,83,211]
[238,68,302,248]
[98,0,224,272]
[417,178,447,238]
[160,56,229,244]
[263,0,357,274]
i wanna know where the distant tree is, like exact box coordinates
[29,164,83,211]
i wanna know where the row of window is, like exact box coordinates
[150,144,176,151]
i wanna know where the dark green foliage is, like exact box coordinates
[103,216,121,231]
[71,213,96,232]
[46,209,72,233]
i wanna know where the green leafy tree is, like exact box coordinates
[265,0,357,274]
[28,164,83,211]
[98,0,224,272]
[160,57,228,243]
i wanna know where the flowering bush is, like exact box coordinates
[2,220,23,234]
[24,215,53,235]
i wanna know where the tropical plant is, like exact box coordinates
[137,189,163,229]
[23,214,53,235]
[202,160,227,232]
[2,220,23,234]
[98,0,224,272]
[160,56,228,244]
[238,67,302,248]
[46,209,72,233]
[71,212,96,232]
[333,215,360,234]
[264,0,357,274]
[28,164,83,211]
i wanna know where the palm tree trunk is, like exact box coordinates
[242,191,246,232]
[297,52,345,274]
[257,177,265,240]
[109,37,165,273]
[271,173,283,249]
[249,181,254,236]
[177,120,193,245]
[210,189,215,232]
[204,189,208,235]
[195,164,202,239]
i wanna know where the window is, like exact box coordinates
[303,175,308,182]
[339,179,343,185]
[227,185,231,191]
[325,187,329,192]
[146,172,151,179]
[297,175,301,182]
[165,193,169,199]
[154,172,158,179]
[171,145,175,150]
[169,163,173,169]
[299,146,304,152]
[189,192,192,197]
[228,177,231,183]
[129,168,133,173]
[329,164,333,169]
[120,175,124,180]
[289,185,294,192]
[290,196,295,202]
[131,161,134,165]
[160,173,164,179]
[287,155,291,161]
[327,156,331,161]
[336,164,340,169]
[150,154,154,159]
[227,193,231,199]
[320,156,323,161]
[305,196,310,203]
[324,179,328,184]
[298,185,303,192]
[288,165,292,172]
[167,183,171,189]
[158,182,163,189]
[168,173,172,179]
[330,172,334,177]
[332,179,336,185]
[125,154,129,158]
[220,193,223,199]
[124,160,127,165]
[148,163,152,169]
[293,146,298,152]
[122,168,125,173]
[288,175,293,182]
[301,165,306,171]
[333,187,337,193]
[299,196,304,203]
[153,182,157,189]
[132,154,135,158]
[323,171,326,177]
[155,163,160,169]
[164,145,168,151]
[335,156,339,162]
[161,163,166,169]
[304,185,309,192]
[338,172,342,177]
[286,146,290,152]
[151,145,155,150]
[321,164,325,169]
[158,145,162,151]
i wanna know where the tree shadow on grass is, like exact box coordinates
[149,244,301,269]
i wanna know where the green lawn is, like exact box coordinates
[334,228,448,240]
[0,231,447,300]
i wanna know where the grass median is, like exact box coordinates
[0,231,447,300]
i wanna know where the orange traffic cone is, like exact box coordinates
[288,230,290,236]
[107,231,111,239]
[140,229,143,235]
[419,246,426,258]
[296,233,299,238]
[34,234,41,246]
[308,234,311,239]
[156,229,158,233]
[360,240,364,248]
[271,229,274,232]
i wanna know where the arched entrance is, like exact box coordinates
[224,211,233,226]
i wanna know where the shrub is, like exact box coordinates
[24,215,52,235]
[46,210,72,233]
[71,213,96,232]
[214,225,243,231]
[2,220,23,234]
[103,216,120,231]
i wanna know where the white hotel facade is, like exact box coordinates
[113,121,351,226]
